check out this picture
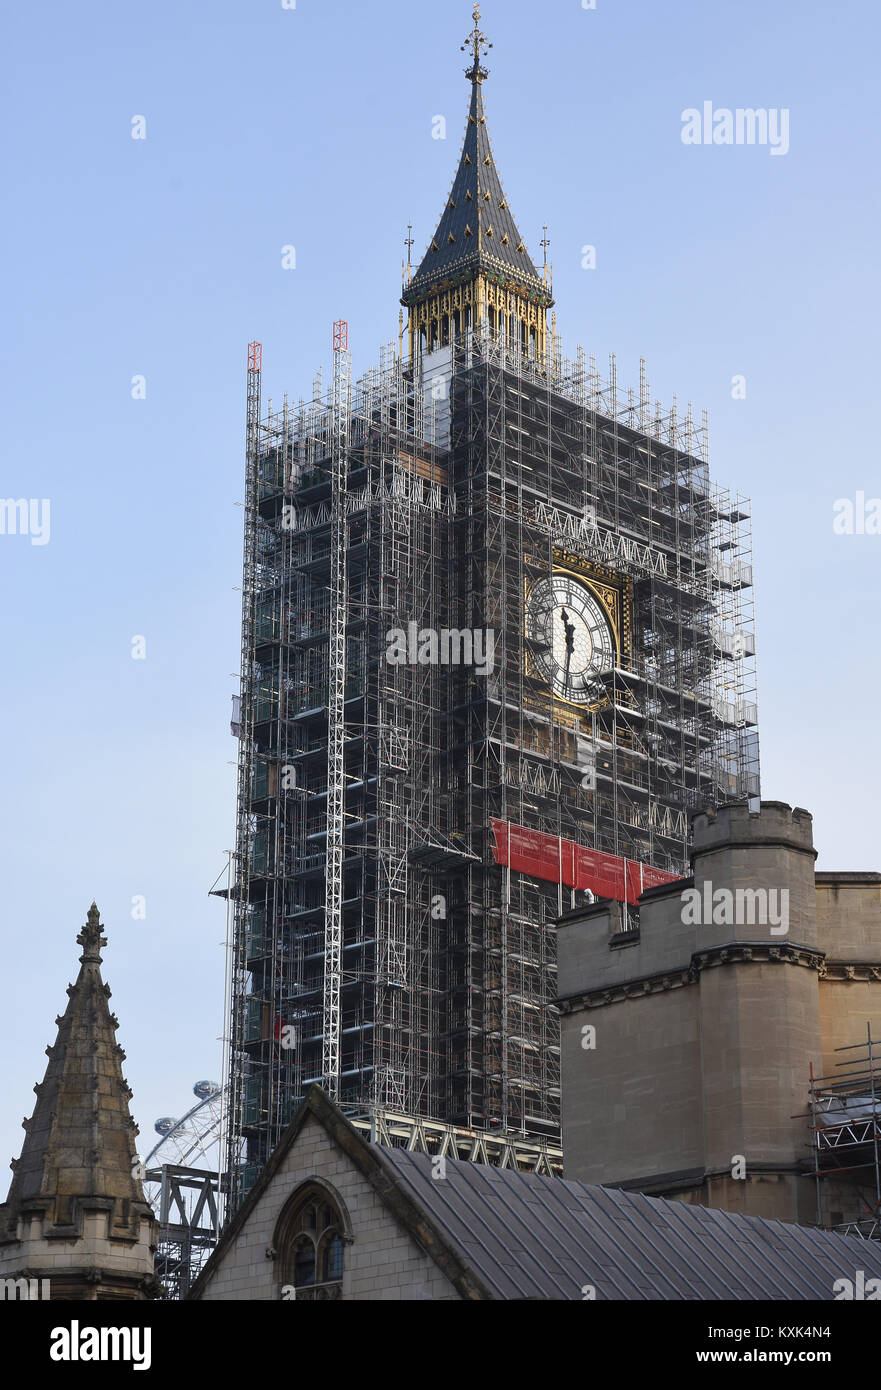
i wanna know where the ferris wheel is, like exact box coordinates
[144,1080,225,1174]
[142,1081,227,1298]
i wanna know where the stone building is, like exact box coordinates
[556,802,881,1228]
[189,1085,881,1301]
[0,905,159,1300]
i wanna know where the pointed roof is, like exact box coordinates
[190,1087,881,1302]
[403,8,552,307]
[1,904,153,1241]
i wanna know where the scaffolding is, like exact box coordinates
[348,1107,562,1177]
[224,323,760,1204]
[807,1026,881,1239]
[146,1166,220,1300]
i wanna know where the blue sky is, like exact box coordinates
[1,0,879,1171]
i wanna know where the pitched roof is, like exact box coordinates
[403,74,551,306]
[0,904,153,1241]
[188,1086,492,1300]
[380,1148,881,1300]
[191,1088,881,1301]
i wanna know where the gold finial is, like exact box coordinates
[461,3,492,83]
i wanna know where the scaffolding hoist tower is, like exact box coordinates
[222,13,760,1206]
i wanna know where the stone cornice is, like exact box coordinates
[557,964,697,1012]
[609,1161,810,1198]
[693,942,825,974]
[820,960,881,982]
[690,837,819,868]
[815,872,881,886]
[557,941,827,1012]
[2,1266,161,1299]
[1,1193,155,1246]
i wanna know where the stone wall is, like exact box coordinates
[558,802,879,1227]
[197,1113,459,1301]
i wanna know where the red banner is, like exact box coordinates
[490,820,682,906]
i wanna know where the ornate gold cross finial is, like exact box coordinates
[461,3,492,83]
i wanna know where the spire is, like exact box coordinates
[0,905,159,1298]
[402,7,552,315]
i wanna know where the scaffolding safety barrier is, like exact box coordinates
[490,819,682,905]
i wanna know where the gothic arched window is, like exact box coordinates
[275,1182,350,1301]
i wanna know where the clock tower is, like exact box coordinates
[225,5,760,1201]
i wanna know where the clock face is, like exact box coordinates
[525,573,616,705]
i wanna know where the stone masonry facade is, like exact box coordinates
[195,1112,459,1301]
[556,803,881,1226]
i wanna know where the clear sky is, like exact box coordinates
[1,0,879,1173]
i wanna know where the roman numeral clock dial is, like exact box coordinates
[525,574,616,705]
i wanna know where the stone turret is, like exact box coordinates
[0,905,159,1299]
[556,802,880,1226]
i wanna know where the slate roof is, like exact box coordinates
[380,1147,881,1301]
[191,1088,881,1302]
[403,74,551,306]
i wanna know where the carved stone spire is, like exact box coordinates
[0,905,159,1300]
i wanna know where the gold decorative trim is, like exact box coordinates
[523,566,621,715]
[548,555,631,660]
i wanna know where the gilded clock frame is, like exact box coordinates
[523,551,633,714]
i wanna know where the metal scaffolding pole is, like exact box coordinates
[222,323,760,1201]
[322,320,351,1102]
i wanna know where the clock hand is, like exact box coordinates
[560,607,575,688]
